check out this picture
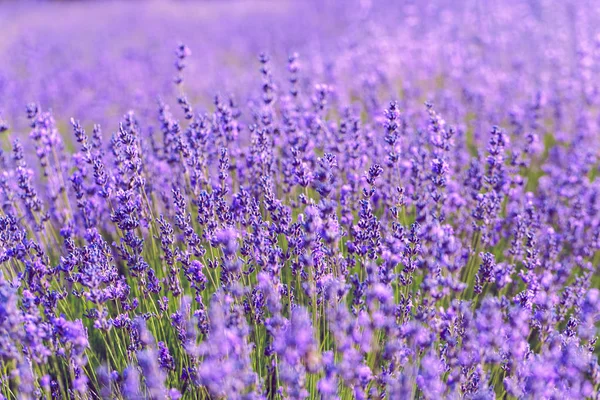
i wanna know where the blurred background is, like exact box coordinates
[0,0,597,135]
[0,0,364,129]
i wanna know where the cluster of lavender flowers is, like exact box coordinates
[1,0,600,399]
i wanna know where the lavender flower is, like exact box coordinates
[0,3,598,398]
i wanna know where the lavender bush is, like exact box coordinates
[1,0,600,398]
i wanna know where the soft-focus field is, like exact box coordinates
[1,0,600,399]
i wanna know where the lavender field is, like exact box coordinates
[1,0,600,398]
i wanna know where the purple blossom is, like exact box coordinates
[0,2,598,399]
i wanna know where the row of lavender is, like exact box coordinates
[1,1,600,399]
